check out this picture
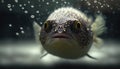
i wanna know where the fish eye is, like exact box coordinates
[44,21,52,32]
[74,20,81,29]
[44,22,48,29]
[73,20,81,30]
[69,20,81,33]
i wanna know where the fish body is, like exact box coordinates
[34,7,106,59]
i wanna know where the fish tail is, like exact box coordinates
[91,15,107,47]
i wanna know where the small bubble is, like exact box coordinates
[19,4,22,7]
[101,5,103,8]
[87,2,91,6]
[56,1,59,4]
[21,7,24,10]
[7,4,11,8]
[96,6,98,9]
[28,1,30,4]
[20,27,23,30]
[24,10,28,13]
[31,15,35,18]
[110,7,113,10]
[9,24,12,27]
[97,10,100,13]
[46,2,49,5]
[36,10,39,13]
[68,2,70,5]
[9,8,12,11]
[52,0,55,2]
[1,0,4,3]
[107,4,110,7]
[21,31,24,34]
[94,0,97,3]
[23,4,26,6]
[16,32,19,36]
[15,0,18,3]
[40,22,42,24]
[31,5,34,8]
[12,5,15,7]
[64,1,67,4]
[42,0,44,2]
[98,2,101,5]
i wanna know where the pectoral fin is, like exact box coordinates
[86,54,97,59]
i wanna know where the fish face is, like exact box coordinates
[40,18,93,59]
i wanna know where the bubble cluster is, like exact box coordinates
[2,0,119,37]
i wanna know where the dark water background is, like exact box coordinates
[0,0,120,68]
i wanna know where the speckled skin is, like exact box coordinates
[40,7,93,59]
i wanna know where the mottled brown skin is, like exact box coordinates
[40,17,93,59]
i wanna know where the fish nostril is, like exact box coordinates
[58,27,63,33]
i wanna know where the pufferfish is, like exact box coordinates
[33,7,106,59]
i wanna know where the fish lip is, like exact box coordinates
[52,33,71,39]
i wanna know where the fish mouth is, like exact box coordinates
[52,33,71,39]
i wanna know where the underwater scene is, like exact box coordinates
[0,0,120,68]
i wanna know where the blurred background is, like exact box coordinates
[0,0,120,68]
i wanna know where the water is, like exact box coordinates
[0,0,120,68]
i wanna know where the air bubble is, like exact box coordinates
[31,5,34,8]
[107,4,110,7]
[36,10,39,13]
[24,10,28,13]
[64,1,67,4]
[21,7,24,10]
[1,0,4,3]
[23,4,26,6]
[12,5,15,7]
[101,5,103,8]
[7,4,11,8]
[87,2,91,6]
[94,0,97,3]
[31,15,35,18]
[97,10,100,13]
[56,1,59,4]
[16,32,19,36]
[52,0,55,2]
[15,0,18,3]
[28,1,30,4]
[9,24,12,27]
[19,4,22,7]
[46,2,49,5]
[9,8,12,11]
[42,0,44,2]
[40,22,42,24]
[20,27,23,30]
[21,31,24,34]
